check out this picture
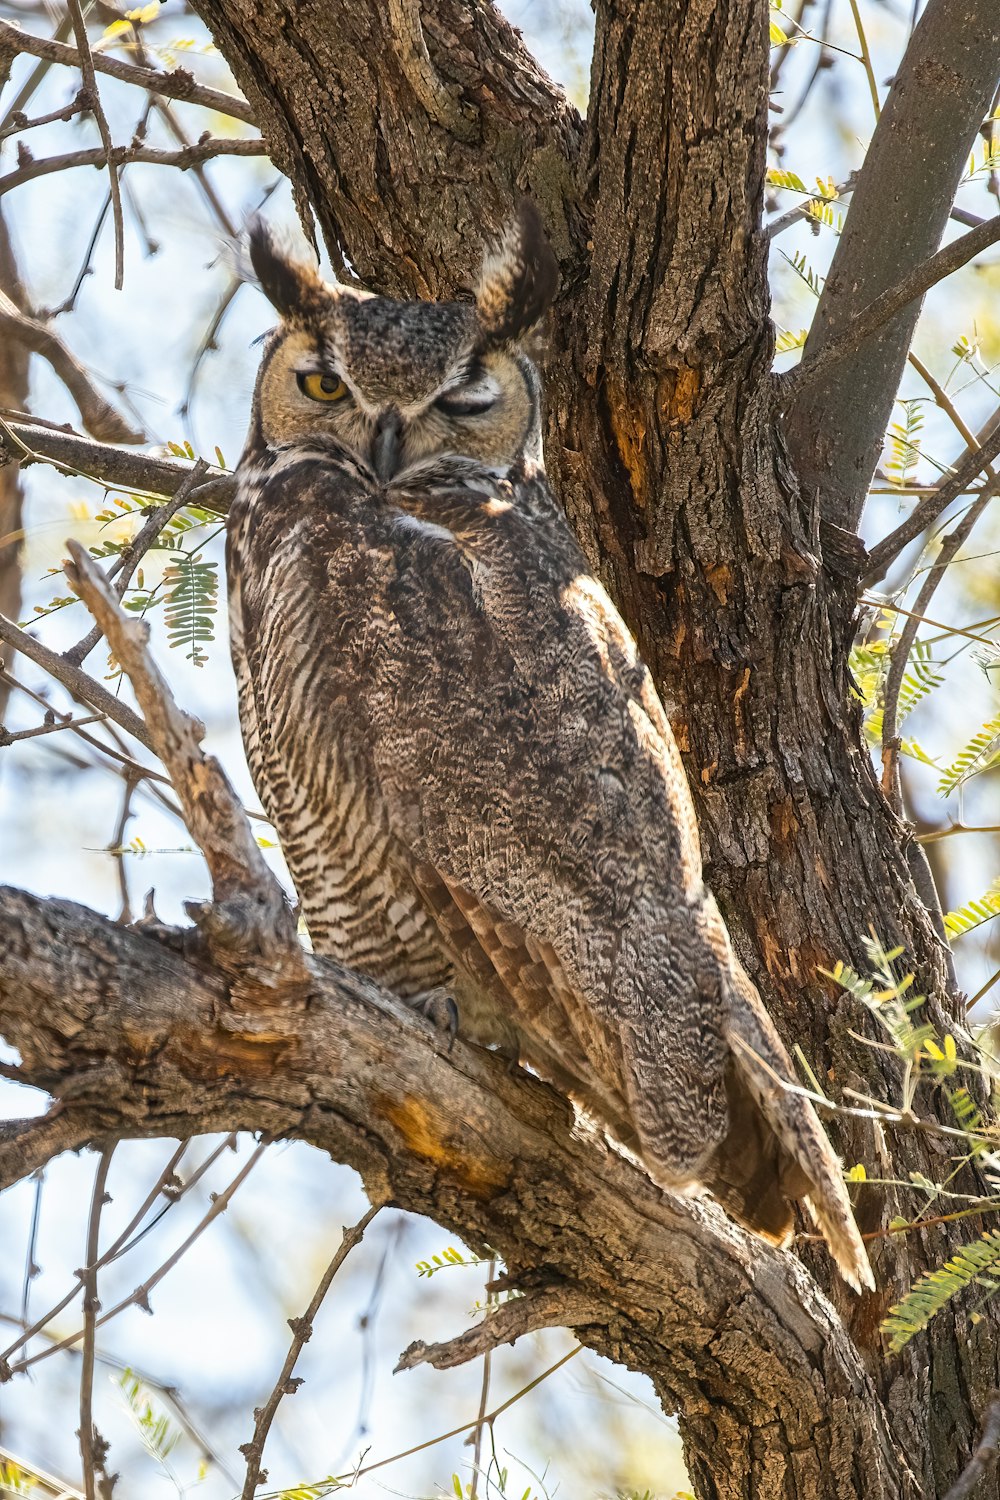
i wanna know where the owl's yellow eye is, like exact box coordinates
[298,371,349,402]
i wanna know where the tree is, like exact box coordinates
[2,1,1000,1497]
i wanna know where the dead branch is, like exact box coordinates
[238,1204,383,1499]
[62,541,302,979]
[395,1289,605,1374]
[0,610,150,749]
[62,456,209,666]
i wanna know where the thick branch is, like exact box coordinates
[0,414,232,509]
[784,0,1000,528]
[0,885,909,1500]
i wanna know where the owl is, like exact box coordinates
[228,204,873,1292]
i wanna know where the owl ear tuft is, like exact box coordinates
[476,199,558,345]
[247,218,330,321]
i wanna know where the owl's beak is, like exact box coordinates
[373,410,402,482]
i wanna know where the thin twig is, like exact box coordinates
[239,1204,382,1500]
[920,823,1000,844]
[8,1143,268,1378]
[0,1140,239,1368]
[0,610,150,748]
[108,772,138,922]
[1,663,268,826]
[292,1346,583,1493]
[0,18,256,124]
[0,89,87,142]
[0,13,74,133]
[79,1147,114,1500]
[782,214,1000,403]
[0,136,266,197]
[846,0,880,120]
[18,1171,43,1363]
[63,456,208,666]
[67,0,124,290]
[943,1393,1000,1500]
[880,481,1000,810]
[864,419,1000,583]
[468,1257,496,1500]
[0,712,106,746]
[968,967,1000,1010]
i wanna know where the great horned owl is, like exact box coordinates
[229,204,873,1292]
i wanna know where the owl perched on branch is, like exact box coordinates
[228,203,873,1292]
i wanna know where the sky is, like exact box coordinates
[1,1,999,1497]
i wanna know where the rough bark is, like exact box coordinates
[3,0,1000,1494]
[783,0,1000,527]
[0,886,911,1500]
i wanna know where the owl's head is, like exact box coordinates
[245,202,558,479]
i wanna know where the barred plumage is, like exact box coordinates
[228,206,873,1291]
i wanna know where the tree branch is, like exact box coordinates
[67,0,124,292]
[395,1289,604,1373]
[783,0,1000,530]
[0,882,910,1498]
[0,610,151,749]
[0,136,266,197]
[0,18,256,124]
[238,1204,382,1499]
[0,413,232,509]
[62,456,209,666]
[944,1393,1000,1500]
[864,413,1000,583]
[781,213,1000,407]
[62,541,303,979]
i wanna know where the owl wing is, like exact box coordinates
[377,464,873,1291]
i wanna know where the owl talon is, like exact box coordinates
[408,990,459,1049]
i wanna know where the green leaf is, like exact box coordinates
[882,1230,1000,1351]
[944,879,1000,940]
[162,551,219,666]
[766,167,807,192]
[938,719,1000,796]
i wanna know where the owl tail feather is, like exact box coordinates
[713,961,875,1294]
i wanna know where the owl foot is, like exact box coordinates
[407,989,459,1050]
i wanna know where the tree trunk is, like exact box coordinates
[2,0,998,1493]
